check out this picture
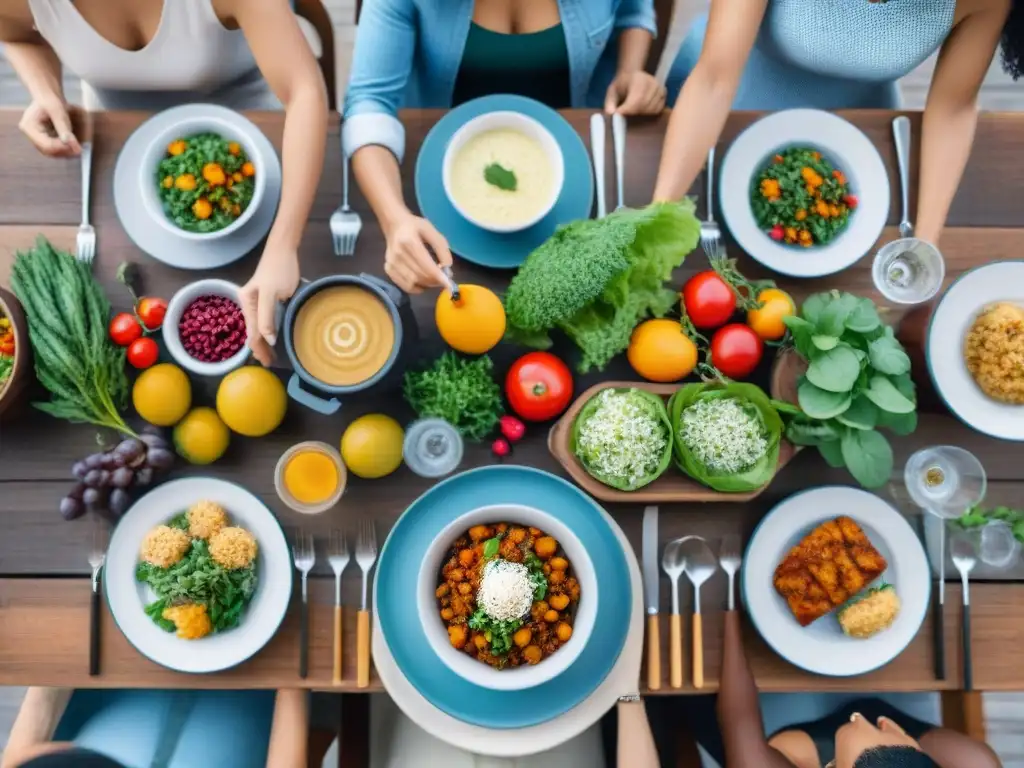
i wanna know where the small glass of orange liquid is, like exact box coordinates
[274,441,347,514]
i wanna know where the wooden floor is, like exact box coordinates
[0,0,1022,762]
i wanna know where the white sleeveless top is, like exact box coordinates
[28,0,279,110]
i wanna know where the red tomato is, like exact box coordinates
[505,352,573,422]
[109,312,143,346]
[681,271,736,329]
[710,324,763,380]
[126,336,159,369]
[136,297,167,330]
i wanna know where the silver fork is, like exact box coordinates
[328,530,350,685]
[355,519,378,688]
[88,518,107,676]
[292,530,316,679]
[700,147,724,260]
[77,141,96,265]
[330,154,362,256]
[720,534,742,612]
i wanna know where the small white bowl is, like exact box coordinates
[442,111,564,234]
[140,114,267,241]
[274,441,347,515]
[417,503,596,691]
[163,279,250,377]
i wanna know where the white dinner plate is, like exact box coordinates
[113,104,282,270]
[719,109,890,278]
[105,477,292,674]
[927,261,1024,441]
[743,486,929,678]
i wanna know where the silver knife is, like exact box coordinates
[642,505,661,690]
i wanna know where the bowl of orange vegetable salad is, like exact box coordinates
[140,116,266,240]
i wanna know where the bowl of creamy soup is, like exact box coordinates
[283,274,416,415]
[442,111,565,233]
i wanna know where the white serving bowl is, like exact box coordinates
[139,114,267,241]
[442,111,565,234]
[417,503,597,692]
[163,278,250,377]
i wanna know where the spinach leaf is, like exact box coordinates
[868,337,912,376]
[811,334,839,351]
[876,408,917,436]
[484,163,517,191]
[845,298,882,334]
[786,418,840,446]
[840,428,894,489]
[864,376,916,414]
[797,378,852,420]
[835,395,878,430]
[818,439,846,468]
[806,345,862,393]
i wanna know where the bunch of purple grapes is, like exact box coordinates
[60,431,175,521]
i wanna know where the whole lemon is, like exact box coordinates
[435,284,506,355]
[132,363,192,427]
[216,366,287,437]
[173,407,230,464]
[340,414,404,479]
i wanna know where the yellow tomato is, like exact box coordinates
[627,319,698,382]
[435,284,506,355]
[746,288,796,341]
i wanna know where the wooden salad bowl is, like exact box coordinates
[0,286,33,421]
[547,374,801,504]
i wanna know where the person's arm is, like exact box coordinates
[915,0,1009,244]
[718,611,793,768]
[1,687,73,768]
[603,0,665,115]
[616,699,660,768]
[264,690,309,768]
[651,0,766,201]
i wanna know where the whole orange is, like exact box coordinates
[746,288,796,341]
[627,319,698,382]
[435,284,506,355]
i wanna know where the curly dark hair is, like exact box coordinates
[1000,2,1024,79]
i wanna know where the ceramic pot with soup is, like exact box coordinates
[442,111,565,234]
[283,274,417,415]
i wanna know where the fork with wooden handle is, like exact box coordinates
[356,519,378,688]
[328,530,350,685]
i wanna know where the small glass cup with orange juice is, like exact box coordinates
[275,441,346,514]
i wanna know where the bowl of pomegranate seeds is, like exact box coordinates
[163,279,250,376]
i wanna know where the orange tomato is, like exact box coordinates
[627,319,698,382]
[435,284,506,355]
[746,288,796,341]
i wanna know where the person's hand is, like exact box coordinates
[604,71,667,116]
[383,211,452,294]
[834,712,923,768]
[239,245,300,366]
[19,98,81,157]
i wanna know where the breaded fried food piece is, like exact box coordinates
[773,516,887,627]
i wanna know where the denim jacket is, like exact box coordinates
[341,0,656,162]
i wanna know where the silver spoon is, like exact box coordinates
[951,532,977,691]
[679,536,718,689]
[662,538,687,689]
[720,534,742,611]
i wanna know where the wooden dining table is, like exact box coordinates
[1,107,1023,708]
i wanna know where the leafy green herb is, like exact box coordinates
[483,537,500,560]
[483,162,517,192]
[504,201,701,372]
[468,608,521,657]
[956,504,1024,544]
[780,291,917,488]
[10,237,136,436]
[403,352,503,441]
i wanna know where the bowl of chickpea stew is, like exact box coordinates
[139,114,267,241]
[418,503,597,691]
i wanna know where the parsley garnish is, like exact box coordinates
[484,162,517,192]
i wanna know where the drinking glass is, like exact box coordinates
[903,445,987,520]
[403,418,464,478]
[978,521,1021,569]
[872,238,945,305]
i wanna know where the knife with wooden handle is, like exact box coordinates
[642,506,661,690]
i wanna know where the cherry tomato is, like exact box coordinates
[491,438,512,458]
[710,324,763,380]
[136,297,167,331]
[126,336,159,369]
[681,271,735,330]
[505,352,573,422]
[746,288,796,341]
[109,312,143,347]
[499,415,526,442]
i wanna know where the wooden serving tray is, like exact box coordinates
[547,379,799,503]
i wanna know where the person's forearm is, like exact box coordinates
[915,98,978,245]
[265,83,328,254]
[652,65,733,201]
[3,40,64,104]
[616,28,653,74]
[617,700,659,768]
[2,687,73,768]
[265,690,308,768]
[352,145,410,235]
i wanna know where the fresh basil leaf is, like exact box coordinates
[868,337,911,376]
[818,438,846,468]
[840,428,894,489]
[484,163,517,191]
[845,298,882,334]
[876,408,917,436]
[812,335,839,351]
[797,378,852,419]
[864,376,916,414]
[483,537,500,559]
[835,395,879,430]
[806,345,862,393]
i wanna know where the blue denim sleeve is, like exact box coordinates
[613,0,656,35]
[341,0,416,161]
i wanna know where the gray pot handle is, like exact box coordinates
[359,272,405,306]
[287,373,341,415]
